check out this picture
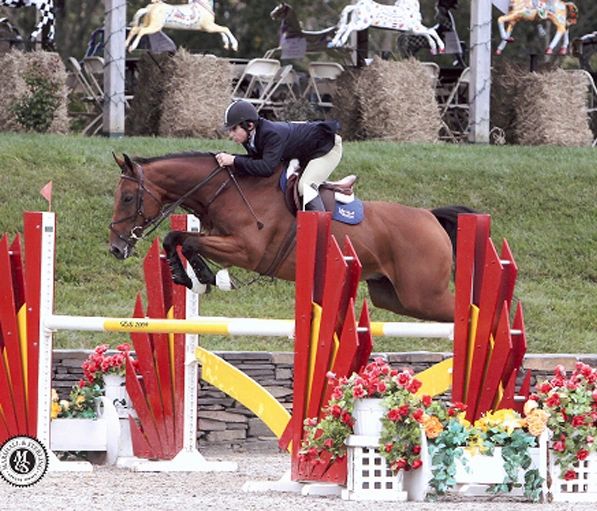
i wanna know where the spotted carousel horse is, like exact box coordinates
[0,0,54,49]
[109,152,475,322]
[270,3,337,52]
[125,0,238,52]
[496,0,578,56]
[329,0,445,55]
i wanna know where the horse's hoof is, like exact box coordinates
[558,48,568,56]
[439,48,446,54]
[495,50,502,56]
[545,48,553,55]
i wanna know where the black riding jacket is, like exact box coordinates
[233,118,338,177]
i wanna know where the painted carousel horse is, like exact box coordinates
[270,3,337,51]
[329,0,445,55]
[496,0,578,56]
[396,0,465,65]
[125,0,238,52]
[0,0,54,49]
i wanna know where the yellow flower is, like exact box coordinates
[75,395,86,408]
[523,399,538,416]
[475,409,523,435]
[526,408,549,436]
[465,434,488,456]
[51,401,61,419]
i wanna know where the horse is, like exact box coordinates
[329,0,445,56]
[496,0,578,56]
[0,0,55,50]
[108,152,475,323]
[270,3,337,51]
[125,0,238,52]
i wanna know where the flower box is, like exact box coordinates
[342,435,408,501]
[547,453,597,502]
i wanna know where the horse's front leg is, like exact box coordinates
[163,231,194,289]
[546,26,567,55]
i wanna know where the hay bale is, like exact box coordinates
[126,52,175,136]
[159,51,232,138]
[0,50,69,133]
[497,67,593,147]
[332,57,440,142]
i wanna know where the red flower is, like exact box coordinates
[411,458,422,470]
[546,393,561,407]
[576,449,589,461]
[571,415,585,427]
[340,410,353,426]
[323,438,334,449]
[407,379,422,394]
[398,404,410,417]
[387,408,402,422]
[412,408,424,422]
[553,440,566,452]
[330,404,342,418]
[422,395,433,407]
[384,443,394,453]
[563,470,577,481]
[539,382,552,393]
[412,445,421,454]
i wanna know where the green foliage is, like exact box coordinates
[57,384,103,419]
[428,420,469,494]
[11,73,60,132]
[0,134,594,353]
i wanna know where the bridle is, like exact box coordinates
[109,160,263,250]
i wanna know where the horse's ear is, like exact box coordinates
[113,152,125,170]
[121,153,136,177]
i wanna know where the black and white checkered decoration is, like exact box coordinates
[0,0,55,43]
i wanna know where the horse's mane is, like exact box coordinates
[134,151,215,164]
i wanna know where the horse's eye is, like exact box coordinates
[123,194,134,204]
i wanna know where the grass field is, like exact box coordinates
[0,133,595,354]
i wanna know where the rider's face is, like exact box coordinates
[228,124,249,144]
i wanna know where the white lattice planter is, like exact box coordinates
[547,454,597,502]
[341,433,430,501]
[452,433,548,497]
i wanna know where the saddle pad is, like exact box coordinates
[333,199,363,225]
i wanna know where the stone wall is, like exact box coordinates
[52,350,597,449]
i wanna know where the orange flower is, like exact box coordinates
[423,414,443,439]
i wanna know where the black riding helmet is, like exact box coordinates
[224,100,258,129]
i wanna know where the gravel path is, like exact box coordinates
[1,444,594,511]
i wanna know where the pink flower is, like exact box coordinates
[353,385,366,399]
[553,440,566,452]
[323,438,334,449]
[572,415,585,427]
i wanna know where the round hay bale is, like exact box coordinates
[511,68,593,147]
[333,57,440,142]
[126,52,175,136]
[0,50,69,134]
[159,51,232,139]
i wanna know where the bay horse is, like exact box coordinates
[496,0,578,56]
[108,152,473,322]
[329,0,445,56]
[125,0,238,52]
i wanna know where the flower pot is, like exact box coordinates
[548,452,597,502]
[353,398,384,437]
[103,373,132,418]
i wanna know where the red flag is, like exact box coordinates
[40,181,52,211]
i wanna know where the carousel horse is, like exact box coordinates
[396,0,465,66]
[125,0,238,52]
[0,0,54,49]
[496,0,578,56]
[270,3,337,51]
[109,152,475,322]
[329,0,445,55]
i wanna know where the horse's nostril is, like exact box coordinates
[110,245,123,259]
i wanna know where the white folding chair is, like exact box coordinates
[439,67,470,141]
[83,56,134,107]
[67,57,103,136]
[231,58,281,110]
[302,61,344,108]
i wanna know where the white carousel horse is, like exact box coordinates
[0,0,54,47]
[496,0,578,56]
[329,0,445,55]
[125,0,238,52]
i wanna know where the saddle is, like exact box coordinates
[283,164,358,216]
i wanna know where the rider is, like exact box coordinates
[215,100,342,211]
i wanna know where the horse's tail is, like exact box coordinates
[431,205,478,260]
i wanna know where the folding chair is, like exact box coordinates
[439,67,470,141]
[302,61,344,108]
[420,62,440,89]
[257,64,298,113]
[231,58,281,110]
[83,56,134,107]
[67,57,103,136]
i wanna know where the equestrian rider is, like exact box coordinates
[215,100,342,211]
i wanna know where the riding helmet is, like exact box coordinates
[224,100,259,129]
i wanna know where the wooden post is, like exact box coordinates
[468,0,492,143]
[103,0,126,137]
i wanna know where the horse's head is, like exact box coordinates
[270,2,289,20]
[109,153,164,260]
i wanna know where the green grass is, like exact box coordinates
[0,133,595,353]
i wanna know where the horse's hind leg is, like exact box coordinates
[180,236,216,287]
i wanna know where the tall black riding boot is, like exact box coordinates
[304,195,325,212]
